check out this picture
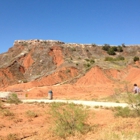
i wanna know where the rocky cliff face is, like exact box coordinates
[0,40,104,87]
[0,40,140,98]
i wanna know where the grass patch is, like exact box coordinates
[6,133,19,140]
[95,118,140,140]
[126,93,140,116]
[111,93,140,118]
[0,100,14,117]
[99,92,128,103]
[7,93,22,104]
[25,110,38,118]
[98,130,140,140]
[0,108,14,117]
[113,107,136,118]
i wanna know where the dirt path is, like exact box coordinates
[22,99,128,108]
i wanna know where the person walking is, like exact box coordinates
[133,84,140,94]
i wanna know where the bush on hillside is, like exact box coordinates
[102,44,110,51]
[107,48,116,55]
[122,43,126,47]
[117,46,123,52]
[90,59,95,64]
[133,56,139,62]
[112,46,118,51]
[102,44,123,54]
[116,55,125,61]
[114,107,134,118]
[104,57,114,61]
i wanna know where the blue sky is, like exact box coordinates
[0,0,140,53]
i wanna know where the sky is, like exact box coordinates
[0,0,140,53]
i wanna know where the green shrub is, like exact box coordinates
[7,93,22,104]
[133,56,139,62]
[85,59,90,62]
[112,46,118,51]
[86,63,91,67]
[50,102,89,138]
[102,44,110,51]
[105,56,124,61]
[117,46,123,52]
[22,79,28,83]
[103,44,123,55]
[105,57,114,61]
[85,59,95,64]
[114,107,133,118]
[90,59,95,64]
[122,43,126,47]
[84,63,91,68]
[107,48,116,55]
[116,56,125,61]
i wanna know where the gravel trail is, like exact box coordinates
[22,99,128,108]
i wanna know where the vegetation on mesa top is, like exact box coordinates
[102,44,123,55]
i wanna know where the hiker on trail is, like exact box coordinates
[133,84,140,94]
[48,90,53,100]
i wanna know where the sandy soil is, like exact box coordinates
[2,64,140,101]
[0,102,140,140]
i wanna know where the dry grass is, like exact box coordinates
[0,102,140,140]
[94,118,140,140]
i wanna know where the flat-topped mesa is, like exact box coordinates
[13,39,65,45]
[63,43,92,48]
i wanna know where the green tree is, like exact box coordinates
[117,46,123,52]
[112,46,118,51]
[107,48,116,55]
[133,56,139,62]
[102,44,110,51]
[122,43,126,47]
